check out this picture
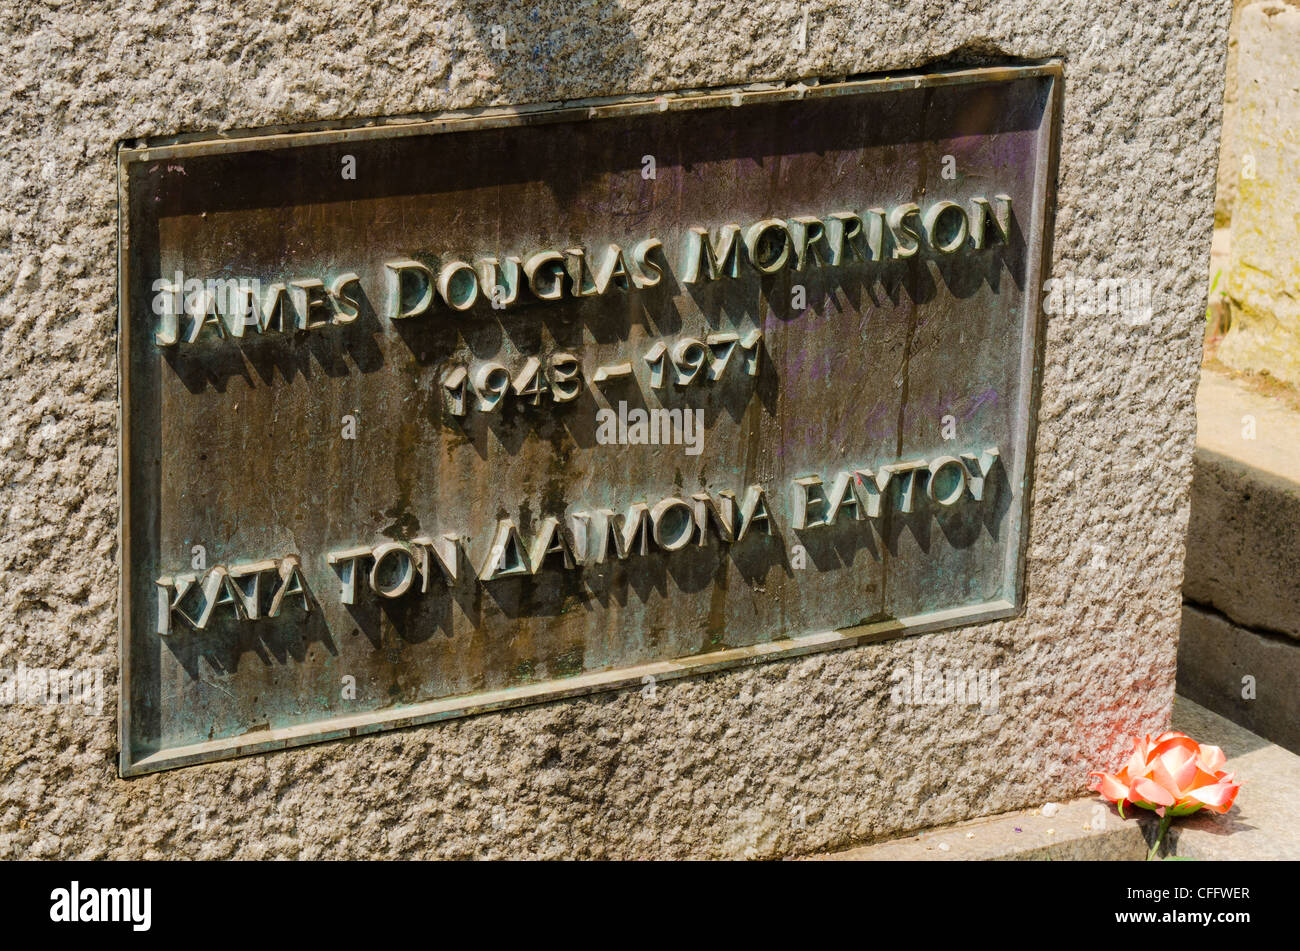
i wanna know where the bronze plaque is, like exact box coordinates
[119,65,1060,775]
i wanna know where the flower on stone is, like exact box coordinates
[1089,731,1240,819]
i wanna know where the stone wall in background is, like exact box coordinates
[1214,0,1253,228]
[0,1,1228,858]
[1218,2,1300,383]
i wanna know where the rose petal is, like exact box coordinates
[1151,733,1199,762]
[1090,771,1131,803]
[1153,744,1200,793]
[1146,756,1180,797]
[1130,776,1176,808]
[1125,739,1151,775]
[1197,744,1226,772]
[1185,766,1226,792]
[1186,780,1240,814]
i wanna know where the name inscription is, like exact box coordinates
[151,196,1012,347]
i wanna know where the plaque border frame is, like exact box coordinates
[118,62,1062,776]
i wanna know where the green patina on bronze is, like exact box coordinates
[118,65,1059,775]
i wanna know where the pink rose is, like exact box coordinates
[1090,730,1240,819]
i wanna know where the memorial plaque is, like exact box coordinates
[118,65,1060,775]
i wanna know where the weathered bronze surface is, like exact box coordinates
[119,65,1060,775]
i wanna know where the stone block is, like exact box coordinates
[0,0,1229,858]
[1178,604,1300,755]
[1184,370,1300,640]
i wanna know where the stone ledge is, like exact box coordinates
[812,697,1299,860]
[1185,369,1300,641]
[1165,696,1300,860]
[1178,603,1300,755]
[811,797,1152,861]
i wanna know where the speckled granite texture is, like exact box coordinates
[0,1,1227,858]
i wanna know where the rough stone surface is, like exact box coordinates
[1219,2,1300,383]
[1184,370,1300,640]
[0,1,1227,858]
